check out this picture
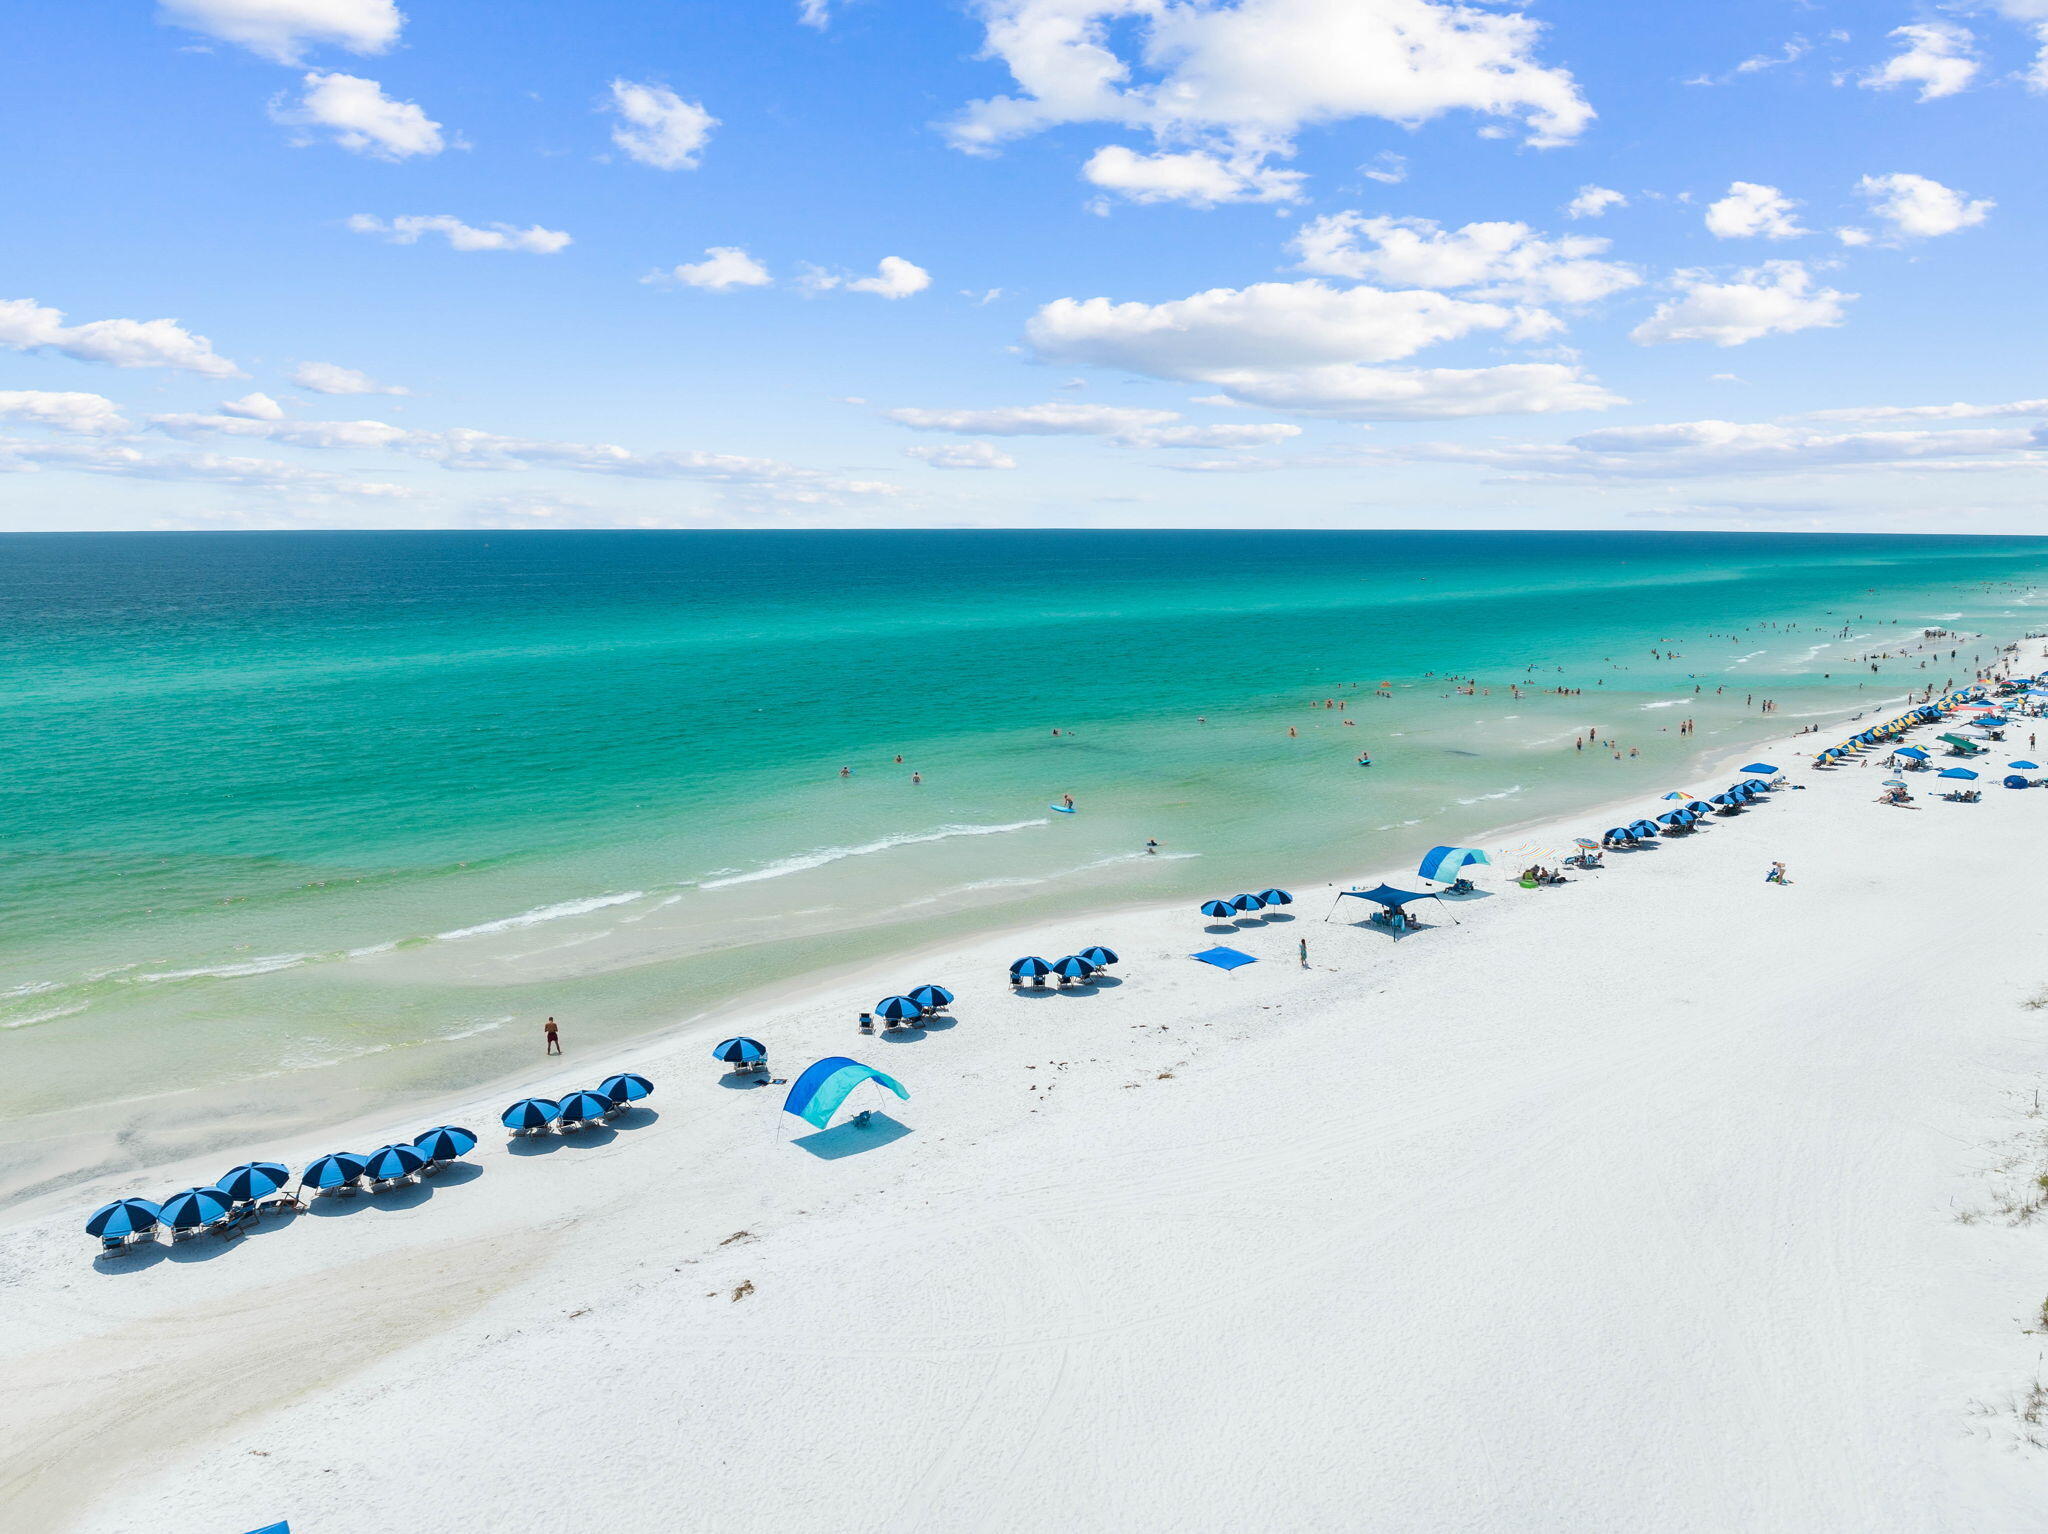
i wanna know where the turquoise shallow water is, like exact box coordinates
[6,530,2048,1194]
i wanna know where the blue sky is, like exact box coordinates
[2,0,2045,532]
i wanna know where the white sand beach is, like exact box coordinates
[9,706,2048,1532]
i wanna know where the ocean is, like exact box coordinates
[6,529,2048,1196]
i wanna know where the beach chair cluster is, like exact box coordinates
[84,1124,480,1254]
[502,1072,654,1136]
[1008,947,1119,988]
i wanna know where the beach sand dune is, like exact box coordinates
[8,727,2048,1531]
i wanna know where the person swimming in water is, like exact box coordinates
[1356,751,1371,767]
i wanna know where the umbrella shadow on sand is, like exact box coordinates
[792,1113,913,1160]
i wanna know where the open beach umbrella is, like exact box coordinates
[1256,889,1292,907]
[1050,955,1095,980]
[908,983,955,1009]
[1009,955,1053,979]
[1661,791,1687,800]
[86,1198,161,1240]
[558,1090,615,1123]
[600,1072,654,1104]
[413,1126,479,1161]
[363,1143,427,1181]
[159,1186,232,1230]
[1626,819,1661,837]
[501,1097,559,1131]
[1657,811,1689,827]
[1882,778,1906,788]
[1199,900,1236,919]
[217,1162,290,1203]
[1740,762,1777,774]
[302,1152,367,1189]
[876,995,924,1022]
[1602,827,1634,844]
[714,1036,767,1064]
[2011,760,2041,770]
[1075,947,1117,968]
[1230,892,1267,913]
[1939,767,1980,780]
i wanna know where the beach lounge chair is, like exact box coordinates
[219,1204,258,1238]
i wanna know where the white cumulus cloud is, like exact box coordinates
[271,71,445,159]
[647,247,773,291]
[606,80,717,171]
[947,0,1591,202]
[1630,262,1851,347]
[805,256,931,298]
[1025,278,1617,418]
[156,0,402,64]
[1291,213,1639,303]
[1566,185,1626,219]
[884,401,1302,447]
[1860,23,1980,100]
[0,390,129,434]
[219,392,286,419]
[905,441,1018,469]
[1081,145,1303,206]
[290,360,408,394]
[0,297,242,377]
[1854,172,1992,238]
[347,214,572,254]
[1704,182,1807,239]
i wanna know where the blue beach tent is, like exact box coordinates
[412,1126,479,1161]
[1893,747,1929,761]
[599,1072,654,1103]
[1939,767,1980,780]
[713,1036,767,1064]
[1740,762,1778,774]
[1416,845,1490,883]
[302,1152,368,1189]
[1340,884,1440,908]
[782,1056,907,1130]
[501,1097,559,1131]
[1190,945,1257,971]
[2005,775,2030,789]
[86,1198,161,1240]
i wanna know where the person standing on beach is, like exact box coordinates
[1298,937,1309,967]
[544,1017,562,1055]
[1766,862,1792,886]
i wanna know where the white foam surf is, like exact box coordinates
[434,892,646,942]
[698,820,1049,890]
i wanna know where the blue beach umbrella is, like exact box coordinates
[1939,767,1980,780]
[159,1186,233,1230]
[908,984,955,1009]
[1009,956,1052,979]
[302,1152,367,1189]
[2011,760,2040,770]
[501,1097,559,1131]
[557,1090,614,1124]
[1626,819,1661,837]
[1230,892,1267,912]
[362,1143,426,1181]
[1683,801,1714,816]
[86,1198,161,1240]
[713,1036,767,1064]
[1256,890,1292,907]
[1050,955,1094,980]
[1076,946,1118,967]
[1740,762,1777,774]
[599,1072,654,1103]
[412,1126,479,1161]
[1602,827,1634,843]
[875,995,924,1022]
[1199,900,1236,919]
[217,1162,290,1203]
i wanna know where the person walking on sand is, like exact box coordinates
[544,1017,561,1055]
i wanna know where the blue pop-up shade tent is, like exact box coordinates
[1893,747,1929,760]
[782,1057,907,1131]
[1190,945,1257,971]
[1416,845,1489,883]
[1340,884,1440,907]
[1740,762,1778,774]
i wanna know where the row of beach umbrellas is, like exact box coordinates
[88,1123,482,1243]
[1010,946,1119,982]
[1198,889,1293,919]
[502,1072,654,1133]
